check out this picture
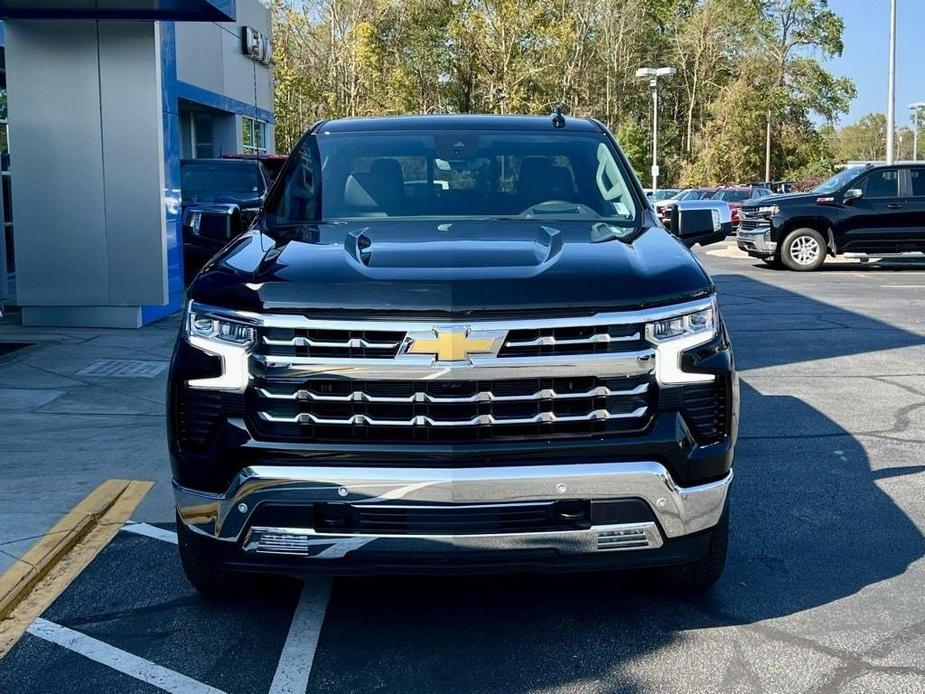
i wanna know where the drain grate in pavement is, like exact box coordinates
[76,359,169,378]
[0,343,33,357]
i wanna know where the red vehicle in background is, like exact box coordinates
[711,186,773,229]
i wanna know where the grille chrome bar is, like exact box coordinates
[256,382,649,404]
[192,296,714,331]
[505,332,640,348]
[262,336,401,349]
[257,406,648,427]
[253,350,655,381]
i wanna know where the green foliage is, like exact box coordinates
[270,0,856,186]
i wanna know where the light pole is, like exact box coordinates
[886,0,897,164]
[635,66,676,195]
[910,103,925,161]
[765,112,772,182]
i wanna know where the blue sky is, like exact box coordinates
[825,0,925,126]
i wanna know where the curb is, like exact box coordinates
[0,479,154,655]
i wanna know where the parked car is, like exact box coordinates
[737,163,925,271]
[180,158,270,279]
[655,187,717,227]
[168,113,737,595]
[652,188,681,201]
[221,152,289,182]
[711,186,773,230]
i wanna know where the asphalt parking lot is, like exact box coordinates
[1,245,924,693]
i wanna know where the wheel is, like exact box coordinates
[781,228,826,271]
[177,513,265,597]
[655,504,729,593]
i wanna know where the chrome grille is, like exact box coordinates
[500,324,643,357]
[260,327,404,358]
[198,297,719,445]
[249,375,653,442]
[739,209,771,231]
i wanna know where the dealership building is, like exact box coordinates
[0,0,275,327]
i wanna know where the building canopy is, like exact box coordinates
[0,0,235,21]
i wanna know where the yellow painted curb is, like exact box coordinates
[0,479,154,656]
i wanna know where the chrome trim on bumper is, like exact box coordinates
[736,227,777,255]
[174,462,732,558]
[243,522,664,558]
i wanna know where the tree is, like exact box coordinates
[268,0,856,187]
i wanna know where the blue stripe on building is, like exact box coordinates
[175,80,274,124]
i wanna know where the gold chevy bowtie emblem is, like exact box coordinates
[403,327,506,362]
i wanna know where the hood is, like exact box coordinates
[190,219,713,315]
[744,192,818,208]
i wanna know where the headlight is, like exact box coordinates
[757,205,779,216]
[646,300,719,385]
[184,305,254,391]
[188,312,255,346]
[647,305,716,342]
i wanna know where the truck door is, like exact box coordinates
[903,168,925,252]
[838,168,903,253]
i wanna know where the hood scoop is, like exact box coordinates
[343,225,563,272]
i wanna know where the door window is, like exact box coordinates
[857,169,899,198]
[909,168,925,197]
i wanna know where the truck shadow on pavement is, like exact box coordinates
[306,273,925,692]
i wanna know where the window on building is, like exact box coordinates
[192,112,215,159]
[242,116,268,154]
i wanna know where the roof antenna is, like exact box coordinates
[551,105,566,128]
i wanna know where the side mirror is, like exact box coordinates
[183,204,243,243]
[669,201,732,248]
[843,188,863,204]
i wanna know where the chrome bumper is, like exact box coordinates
[736,227,776,254]
[174,462,732,560]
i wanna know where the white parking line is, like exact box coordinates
[121,522,179,545]
[27,618,225,693]
[269,579,333,694]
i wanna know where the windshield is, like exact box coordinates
[265,130,640,227]
[677,189,712,201]
[181,162,264,197]
[712,189,752,202]
[813,167,863,194]
[653,189,678,201]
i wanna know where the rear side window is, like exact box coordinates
[857,170,899,198]
[910,169,925,196]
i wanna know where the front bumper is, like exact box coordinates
[174,461,732,571]
[736,227,777,256]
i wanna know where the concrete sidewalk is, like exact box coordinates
[0,310,180,575]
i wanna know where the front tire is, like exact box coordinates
[655,504,729,593]
[781,228,826,271]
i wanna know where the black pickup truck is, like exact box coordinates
[737,163,925,270]
[168,114,738,594]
